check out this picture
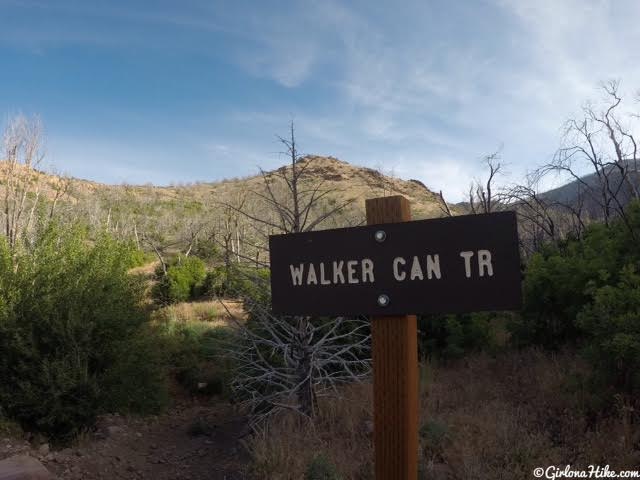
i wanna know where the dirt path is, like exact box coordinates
[40,401,250,480]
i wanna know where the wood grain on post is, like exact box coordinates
[365,195,419,480]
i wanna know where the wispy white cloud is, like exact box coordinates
[231,0,640,200]
[5,0,640,202]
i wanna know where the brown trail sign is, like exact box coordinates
[269,195,522,479]
[270,200,522,317]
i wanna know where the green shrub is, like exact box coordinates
[127,247,154,268]
[153,256,207,304]
[305,454,342,480]
[514,230,620,348]
[154,316,233,396]
[512,201,640,399]
[202,266,228,297]
[514,203,640,349]
[158,319,229,367]
[191,238,220,262]
[204,265,270,302]
[0,224,167,442]
[100,327,169,413]
[577,265,640,394]
[418,312,501,360]
[204,265,271,324]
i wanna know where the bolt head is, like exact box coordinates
[374,230,387,243]
[377,294,390,307]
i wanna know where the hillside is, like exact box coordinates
[541,160,640,215]
[20,155,453,225]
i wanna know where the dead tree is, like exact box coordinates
[217,188,248,271]
[138,212,183,276]
[592,81,640,202]
[1,115,46,249]
[468,151,503,214]
[221,298,370,428]
[226,122,354,237]
[503,171,558,255]
[437,190,453,217]
[541,81,639,234]
[139,218,204,275]
[48,171,73,220]
[222,121,364,421]
[180,220,205,258]
[140,232,170,276]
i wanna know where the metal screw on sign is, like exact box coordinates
[374,230,387,243]
[377,294,390,307]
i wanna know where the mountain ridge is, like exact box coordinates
[2,155,454,221]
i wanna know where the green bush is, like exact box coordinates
[154,316,233,397]
[512,201,640,399]
[204,265,270,302]
[514,229,621,348]
[202,266,228,297]
[153,256,207,304]
[419,312,501,360]
[204,265,271,322]
[128,247,154,268]
[305,454,342,480]
[100,326,169,413]
[514,203,640,349]
[577,265,640,394]
[191,238,220,262]
[0,224,167,442]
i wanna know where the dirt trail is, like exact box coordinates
[39,401,250,480]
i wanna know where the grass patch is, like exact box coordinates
[247,349,640,479]
[247,384,373,479]
[151,303,235,398]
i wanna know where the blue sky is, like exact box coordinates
[1,0,640,201]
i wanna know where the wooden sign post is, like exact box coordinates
[269,194,522,479]
[366,196,418,480]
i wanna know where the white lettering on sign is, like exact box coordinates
[288,250,494,286]
[393,257,406,281]
[307,263,318,285]
[478,250,493,277]
[362,258,375,283]
[393,255,442,282]
[290,264,304,286]
[319,263,331,285]
[460,251,474,278]
[426,254,441,279]
[333,260,345,284]
[347,260,359,284]
[460,250,494,278]
[290,259,377,286]
[410,256,423,280]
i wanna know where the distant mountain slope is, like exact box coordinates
[541,161,640,215]
[11,155,454,223]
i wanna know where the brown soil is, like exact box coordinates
[2,400,250,480]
